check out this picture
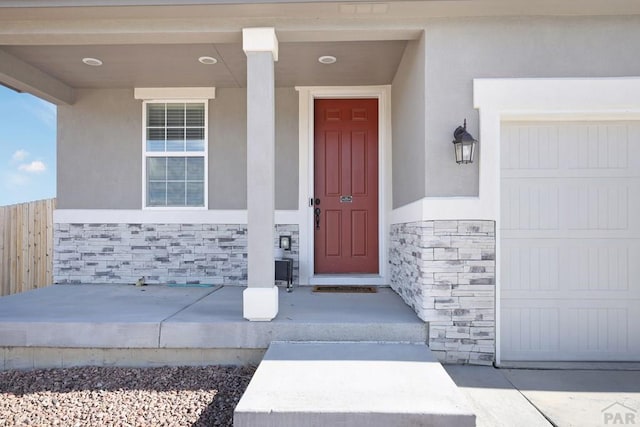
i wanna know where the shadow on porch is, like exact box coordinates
[0,284,427,370]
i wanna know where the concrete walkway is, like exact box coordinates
[235,342,475,427]
[446,366,640,427]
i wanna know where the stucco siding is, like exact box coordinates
[391,35,426,209]
[57,87,298,210]
[424,15,640,197]
[209,88,247,209]
[275,87,299,210]
[210,87,298,210]
[57,89,141,209]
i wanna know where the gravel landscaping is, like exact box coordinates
[0,365,255,426]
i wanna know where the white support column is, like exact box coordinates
[242,27,279,321]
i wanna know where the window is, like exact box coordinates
[143,101,207,208]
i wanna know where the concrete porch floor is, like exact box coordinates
[0,284,427,370]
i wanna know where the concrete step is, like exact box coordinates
[234,341,475,427]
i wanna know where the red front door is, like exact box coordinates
[314,98,379,274]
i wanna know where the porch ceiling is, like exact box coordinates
[5,1,638,103]
[1,41,407,89]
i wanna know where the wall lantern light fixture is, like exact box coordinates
[452,119,477,164]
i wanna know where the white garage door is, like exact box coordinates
[501,121,640,361]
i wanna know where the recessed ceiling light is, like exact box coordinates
[82,57,103,67]
[198,56,218,65]
[318,55,337,64]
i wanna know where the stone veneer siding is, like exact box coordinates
[389,220,496,365]
[54,223,299,286]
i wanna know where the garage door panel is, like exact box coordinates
[501,121,640,362]
[501,245,560,291]
[564,245,633,292]
[561,123,630,170]
[501,182,560,230]
[503,298,639,309]
[502,169,638,179]
[564,307,630,355]
[502,304,637,361]
[503,229,640,239]
[502,122,638,172]
[502,178,640,232]
[566,181,631,231]
[503,121,640,174]
[501,124,560,170]
[503,239,640,294]
[502,307,560,359]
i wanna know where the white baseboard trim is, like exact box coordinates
[390,197,493,224]
[54,209,301,225]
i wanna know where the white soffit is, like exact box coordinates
[134,87,216,100]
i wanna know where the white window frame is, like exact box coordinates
[141,98,209,210]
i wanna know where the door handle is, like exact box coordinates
[314,207,321,230]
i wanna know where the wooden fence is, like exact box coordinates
[0,198,55,296]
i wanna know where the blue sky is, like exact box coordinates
[0,86,56,206]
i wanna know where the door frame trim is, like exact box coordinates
[296,85,391,285]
